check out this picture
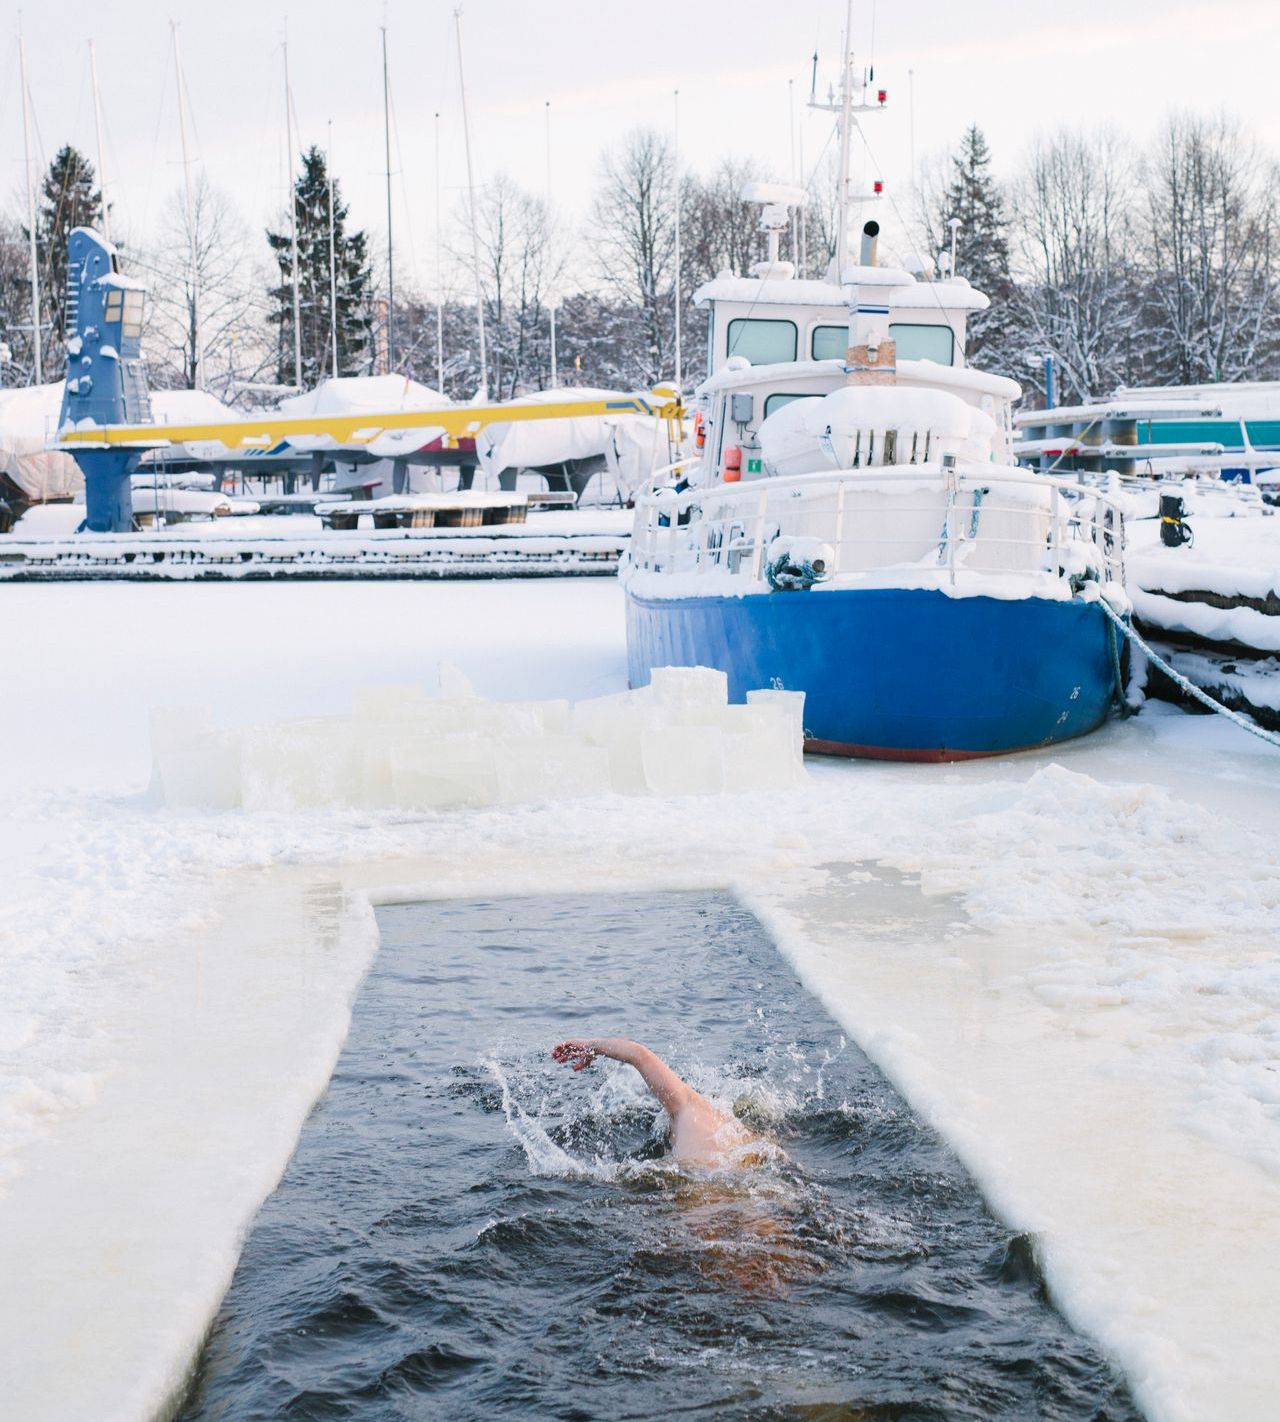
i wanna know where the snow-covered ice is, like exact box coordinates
[2,578,1280,1421]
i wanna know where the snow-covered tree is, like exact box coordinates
[33,145,103,380]
[922,125,1020,374]
[1013,129,1141,403]
[1140,112,1278,384]
[266,147,371,387]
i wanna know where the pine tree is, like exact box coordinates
[33,145,103,380]
[928,125,1020,374]
[267,147,371,387]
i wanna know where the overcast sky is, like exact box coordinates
[6,0,1278,290]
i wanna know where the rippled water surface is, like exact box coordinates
[180,892,1138,1421]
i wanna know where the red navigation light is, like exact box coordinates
[877,89,887,104]
[873,180,884,195]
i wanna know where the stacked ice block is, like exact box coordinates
[149,666,807,812]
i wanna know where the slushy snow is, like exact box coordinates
[1,579,1279,1422]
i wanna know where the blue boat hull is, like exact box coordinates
[625,585,1118,761]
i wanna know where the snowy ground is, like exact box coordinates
[2,579,1279,1422]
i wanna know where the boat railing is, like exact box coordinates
[628,464,1127,591]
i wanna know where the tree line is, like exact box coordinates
[1,110,1276,408]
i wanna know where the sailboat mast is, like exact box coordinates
[327,119,339,379]
[545,100,556,388]
[18,26,42,383]
[434,110,444,393]
[454,8,488,396]
[283,38,302,389]
[172,22,203,390]
[89,40,110,244]
[381,24,394,373]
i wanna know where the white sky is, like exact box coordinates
[5,0,1278,292]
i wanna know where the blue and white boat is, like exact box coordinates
[622,52,1130,762]
[623,281,1130,759]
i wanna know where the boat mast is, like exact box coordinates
[381,23,394,374]
[172,22,203,390]
[834,0,854,282]
[788,79,798,264]
[327,119,339,379]
[545,99,557,388]
[434,110,445,393]
[89,40,110,244]
[454,7,488,396]
[283,37,302,390]
[18,24,42,383]
[672,88,681,392]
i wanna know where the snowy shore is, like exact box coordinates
[2,579,1279,1421]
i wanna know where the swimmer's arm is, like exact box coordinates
[551,1037,693,1116]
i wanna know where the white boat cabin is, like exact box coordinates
[695,269,988,378]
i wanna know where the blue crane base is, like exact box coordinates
[77,451,140,534]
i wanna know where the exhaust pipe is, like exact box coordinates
[860,219,880,267]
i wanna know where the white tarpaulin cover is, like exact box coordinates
[0,383,80,501]
[275,375,451,458]
[475,388,675,502]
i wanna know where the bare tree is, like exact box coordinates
[590,128,677,385]
[139,175,273,396]
[680,157,766,291]
[1014,129,1140,402]
[450,175,567,398]
[1141,112,1278,384]
[0,215,38,385]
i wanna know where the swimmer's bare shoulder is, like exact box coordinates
[551,1037,758,1167]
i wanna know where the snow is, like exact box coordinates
[758,385,996,475]
[1159,648,1280,713]
[693,272,990,313]
[1,580,1280,1422]
[1127,496,1280,649]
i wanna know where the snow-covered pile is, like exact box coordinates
[760,384,996,477]
[149,665,805,812]
[1127,492,1280,651]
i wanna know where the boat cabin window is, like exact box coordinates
[726,318,797,365]
[810,325,848,361]
[889,323,954,364]
[763,391,823,419]
[812,322,956,365]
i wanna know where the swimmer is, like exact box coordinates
[551,1037,758,1168]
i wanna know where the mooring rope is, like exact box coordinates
[1098,598,1280,750]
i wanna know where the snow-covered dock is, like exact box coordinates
[1124,485,1280,725]
[0,509,631,581]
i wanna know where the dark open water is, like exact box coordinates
[179,892,1139,1421]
